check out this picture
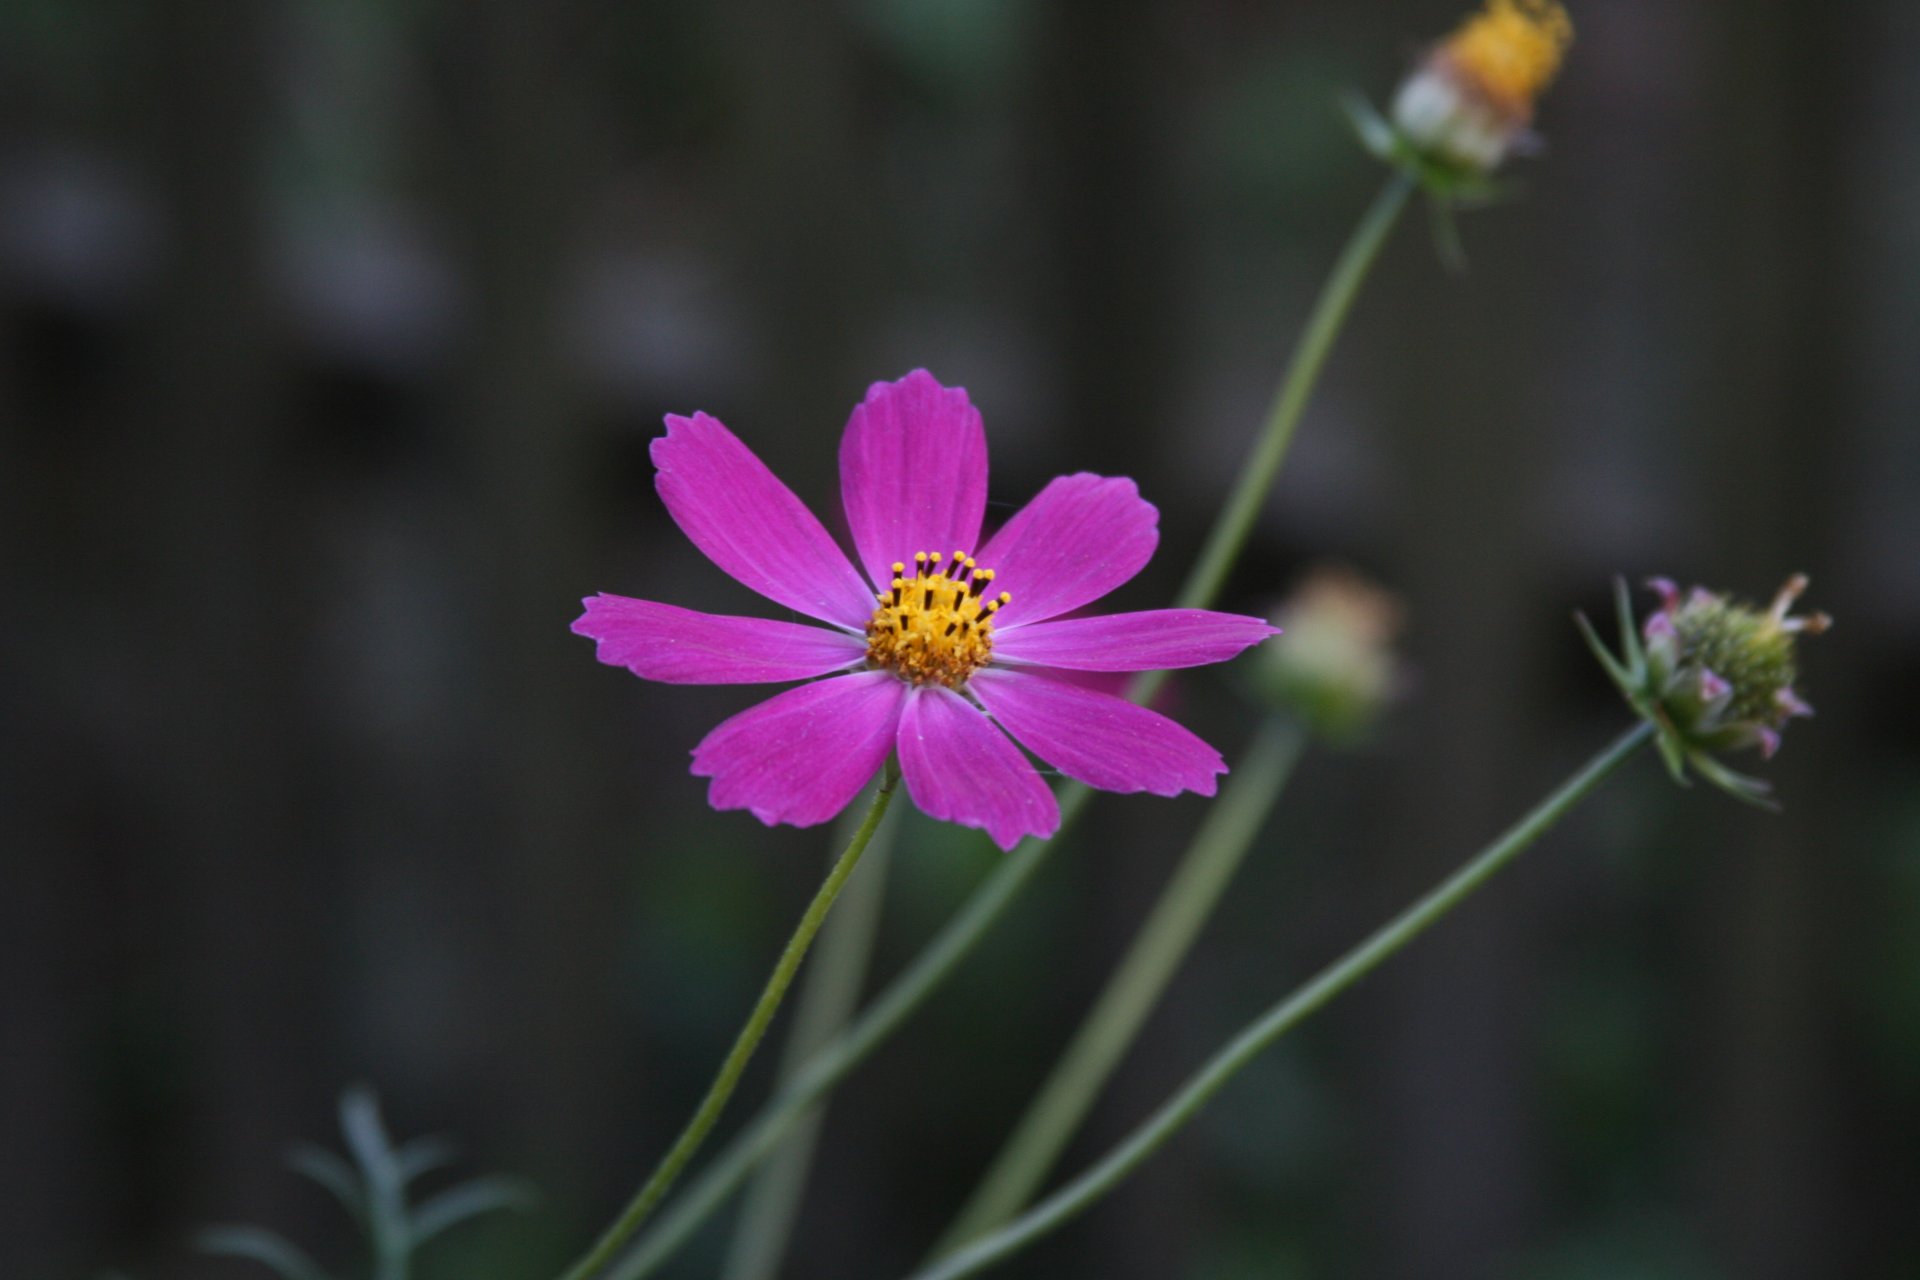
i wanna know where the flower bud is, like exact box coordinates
[1580,575,1830,805]
[1387,0,1572,179]
[1257,565,1406,745]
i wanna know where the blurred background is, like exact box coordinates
[5,0,1918,1277]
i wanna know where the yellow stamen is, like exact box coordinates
[866,548,1007,687]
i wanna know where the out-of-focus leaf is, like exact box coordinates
[338,1086,401,1194]
[286,1142,366,1225]
[409,1175,537,1245]
[195,1226,333,1280]
[394,1134,459,1184]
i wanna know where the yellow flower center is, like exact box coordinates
[865,549,1009,688]
[1443,0,1571,119]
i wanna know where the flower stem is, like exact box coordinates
[596,165,1413,1280]
[602,782,1098,1280]
[556,763,901,1280]
[907,722,1655,1280]
[932,717,1307,1257]
[718,796,898,1280]
[1176,169,1413,615]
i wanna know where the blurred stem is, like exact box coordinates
[719,792,899,1280]
[559,762,901,1280]
[908,722,1655,1280]
[1174,170,1412,612]
[604,783,1097,1280]
[931,718,1306,1256]
[604,164,1413,1280]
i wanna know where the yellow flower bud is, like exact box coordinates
[1391,0,1572,176]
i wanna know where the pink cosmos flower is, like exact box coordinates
[573,370,1279,851]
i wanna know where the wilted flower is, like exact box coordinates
[1256,565,1405,744]
[1580,575,1830,805]
[574,370,1278,850]
[1350,0,1572,197]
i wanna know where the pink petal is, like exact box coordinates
[896,686,1059,851]
[977,474,1159,627]
[572,594,868,684]
[992,609,1278,672]
[969,668,1225,798]
[653,412,876,628]
[839,370,989,591]
[691,672,906,828]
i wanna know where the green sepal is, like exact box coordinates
[1341,92,1511,205]
[1689,751,1780,811]
[1575,608,1635,692]
[1652,718,1691,785]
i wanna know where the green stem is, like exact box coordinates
[719,797,898,1280]
[596,166,1413,1280]
[932,718,1306,1256]
[909,722,1655,1280]
[557,764,901,1280]
[1176,171,1412,614]
[603,783,1097,1280]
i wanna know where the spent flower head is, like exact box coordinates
[1256,564,1406,745]
[1349,0,1572,205]
[574,371,1279,850]
[1579,575,1830,806]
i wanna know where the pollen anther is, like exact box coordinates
[866,548,1008,687]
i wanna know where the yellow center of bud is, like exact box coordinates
[1443,0,1571,120]
[865,549,1009,688]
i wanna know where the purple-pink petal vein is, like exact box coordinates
[840,370,988,591]
[994,609,1278,671]
[970,668,1225,798]
[978,473,1159,626]
[652,412,874,628]
[691,672,905,829]
[896,686,1059,851]
[572,594,867,684]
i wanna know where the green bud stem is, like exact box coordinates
[719,795,899,1280]
[932,716,1307,1256]
[555,763,901,1280]
[907,722,1655,1280]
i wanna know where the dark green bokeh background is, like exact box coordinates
[4,1,1917,1277]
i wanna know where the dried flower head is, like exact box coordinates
[1579,575,1831,806]
[1257,565,1406,744]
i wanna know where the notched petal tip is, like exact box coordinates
[992,608,1278,673]
[840,368,990,592]
[690,673,906,829]
[649,407,875,627]
[979,473,1161,627]
[970,668,1226,801]
[897,686,1060,851]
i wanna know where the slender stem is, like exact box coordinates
[598,166,1416,1280]
[909,723,1656,1280]
[603,783,1097,1280]
[932,719,1306,1256]
[1177,170,1413,614]
[558,764,901,1280]
[719,798,898,1280]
